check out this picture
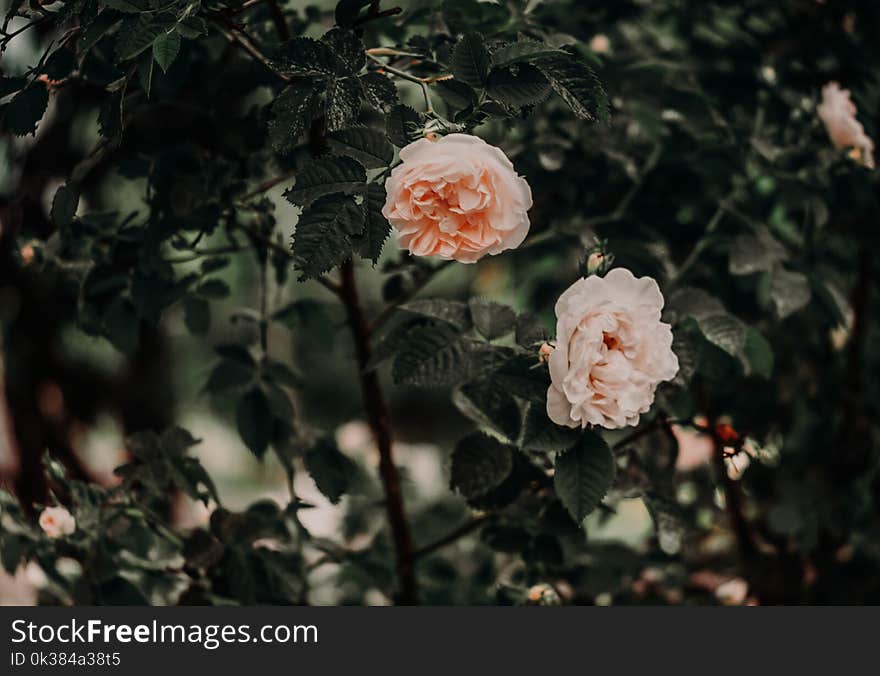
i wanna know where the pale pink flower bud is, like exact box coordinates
[817,82,875,169]
[38,506,75,538]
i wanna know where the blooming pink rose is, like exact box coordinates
[817,82,875,169]
[547,268,679,430]
[382,134,532,263]
[38,506,75,538]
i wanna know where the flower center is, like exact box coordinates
[602,332,620,351]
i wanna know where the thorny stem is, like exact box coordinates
[338,259,419,604]
[366,53,452,114]
[414,514,491,560]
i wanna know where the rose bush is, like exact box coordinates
[0,0,879,606]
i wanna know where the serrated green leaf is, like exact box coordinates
[469,298,516,340]
[273,37,340,77]
[450,433,514,499]
[554,431,615,523]
[453,380,521,442]
[284,156,366,206]
[451,32,491,87]
[236,388,273,458]
[51,183,80,227]
[327,127,394,169]
[326,77,364,132]
[400,299,472,331]
[360,72,399,110]
[269,81,324,155]
[152,29,181,73]
[320,27,365,74]
[292,194,364,279]
[491,40,564,68]
[493,354,550,401]
[386,104,421,147]
[535,53,608,122]
[436,80,478,111]
[521,402,580,452]
[392,323,469,386]
[514,312,549,348]
[116,15,171,61]
[353,184,391,264]
[728,227,788,276]
[3,82,48,135]
[486,64,552,108]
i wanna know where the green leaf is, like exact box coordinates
[274,37,340,77]
[152,29,181,73]
[325,76,364,132]
[450,433,514,499]
[236,388,273,458]
[360,72,398,110]
[320,27,366,74]
[3,82,48,135]
[205,359,254,391]
[469,298,516,340]
[272,300,335,347]
[451,32,491,88]
[535,53,608,122]
[327,127,394,169]
[486,64,552,108]
[386,104,421,147]
[269,81,324,155]
[436,80,478,111]
[453,380,521,442]
[492,354,550,401]
[215,344,256,366]
[184,296,210,335]
[728,227,788,276]
[554,431,615,523]
[116,16,171,61]
[392,323,469,386]
[521,402,580,452]
[400,299,472,331]
[51,183,80,228]
[491,40,564,68]
[697,313,747,359]
[353,184,391,264]
[515,312,550,348]
[197,279,230,299]
[284,156,366,207]
[743,326,773,378]
[305,438,357,504]
[292,194,364,279]
[769,268,811,319]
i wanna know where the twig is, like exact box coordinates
[236,169,298,204]
[208,15,291,82]
[414,514,491,560]
[354,6,403,26]
[339,258,419,604]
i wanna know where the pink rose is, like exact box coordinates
[547,268,679,430]
[817,82,875,169]
[38,506,75,538]
[382,134,532,263]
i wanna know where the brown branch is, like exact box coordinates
[338,258,418,604]
[265,0,290,41]
[710,421,757,561]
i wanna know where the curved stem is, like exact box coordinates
[338,258,419,604]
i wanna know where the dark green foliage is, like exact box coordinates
[3,0,878,608]
[554,432,616,524]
